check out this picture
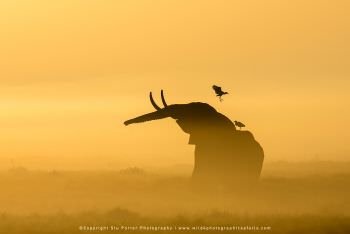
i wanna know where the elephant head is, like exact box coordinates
[124,90,264,188]
[124,90,236,144]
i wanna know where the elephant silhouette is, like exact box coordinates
[124,90,264,189]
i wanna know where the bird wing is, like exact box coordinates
[212,85,222,94]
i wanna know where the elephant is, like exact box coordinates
[124,90,264,189]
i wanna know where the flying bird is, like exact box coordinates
[234,120,245,130]
[212,85,228,101]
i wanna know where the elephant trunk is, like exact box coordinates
[124,90,174,126]
[124,110,170,126]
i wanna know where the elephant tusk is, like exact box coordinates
[149,92,161,111]
[161,90,168,107]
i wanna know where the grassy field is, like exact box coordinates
[0,161,349,233]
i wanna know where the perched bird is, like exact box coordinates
[234,120,245,130]
[212,85,229,101]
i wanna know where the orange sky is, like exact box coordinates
[0,0,349,169]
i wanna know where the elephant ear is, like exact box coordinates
[188,130,219,145]
[124,110,169,126]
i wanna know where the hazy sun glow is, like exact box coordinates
[0,0,349,170]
